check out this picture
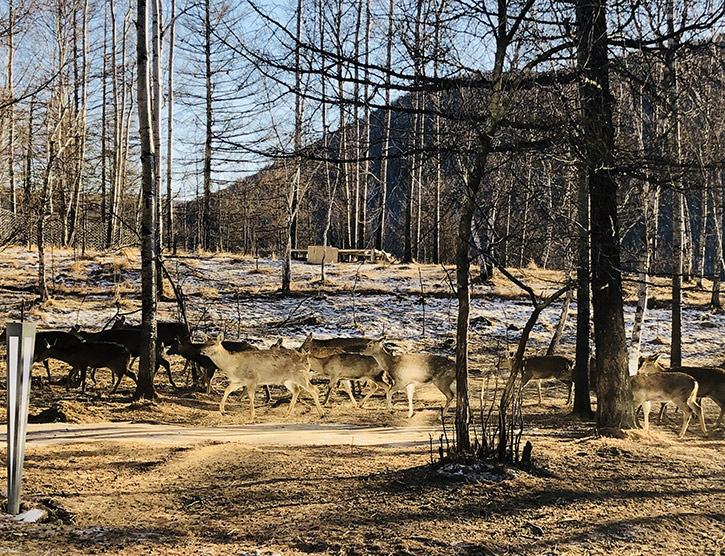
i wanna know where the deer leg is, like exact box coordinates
[323,378,337,406]
[264,385,272,403]
[537,379,543,405]
[565,381,573,405]
[156,354,176,388]
[284,382,300,417]
[359,378,381,409]
[687,397,707,436]
[405,383,416,418]
[340,380,358,407]
[657,402,669,423]
[219,381,244,414]
[110,367,124,395]
[713,399,725,428]
[436,379,456,415]
[247,385,257,419]
[641,400,652,433]
[676,402,693,439]
[301,380,324,416]
[43,360,52,382]
[79,367,90,393]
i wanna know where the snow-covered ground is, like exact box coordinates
[1,246,724,369]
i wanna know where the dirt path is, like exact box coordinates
[2,421,442,447]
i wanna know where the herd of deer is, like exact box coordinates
[2,320,724,437]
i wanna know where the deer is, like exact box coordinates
[307,352,391,406]
[630,367,707,438]
[72,326,176,388]
[167,337,260,394]
[502,352,574,404]
[300,333,373,357]
[1,329,85,384]
[301,333,376,398]
[639,353,725,428]
[199,334,324,419]
[111,317,189,347]
[35,339,135,394]
[360,338,455,418]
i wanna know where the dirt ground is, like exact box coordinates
[1,372,724,555]
[1,248,724,555]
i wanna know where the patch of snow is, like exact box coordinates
[12,508,47,523]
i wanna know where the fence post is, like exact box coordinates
[5,322,36,515]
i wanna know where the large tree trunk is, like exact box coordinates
[576,0,635,431]
[136,0,158,400]
[573,164,593,417]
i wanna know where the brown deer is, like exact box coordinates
[300,333,373,357]
[35,339,135,394]
[502,353,573,404]
[360,338,455,418]
[308,352,391,406]
[73,326,176,388]
[199,334,323,419]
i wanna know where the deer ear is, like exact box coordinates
[216,333,225,343]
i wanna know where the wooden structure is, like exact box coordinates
[292,246,396,264]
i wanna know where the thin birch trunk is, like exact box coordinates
[165,0,176,252]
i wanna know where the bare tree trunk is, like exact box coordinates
[319,0,336,282]
[667,1,684,369]
[576,0,635,431]
[202,0,213,251]
[6,0,16,215]
[629,86,658,375]
[711,183,723,309]
[165,0,176,252]
[68,0,89,246]
[136,0,158,400]
[282,0,304,293]
[24,98,34,249]
[547,286,572,356]
[101,5,108,225]
[374,0,393,252]
[37,141,56,302]
[573,164,593,417]
[696,185,707,287]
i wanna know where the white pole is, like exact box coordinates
[5,322,36,515]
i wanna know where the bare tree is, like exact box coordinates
[136,0,158,400]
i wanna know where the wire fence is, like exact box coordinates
[0,208,138,250]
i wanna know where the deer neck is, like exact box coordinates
[370,347,395,372]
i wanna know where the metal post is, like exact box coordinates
[5,322,36,515]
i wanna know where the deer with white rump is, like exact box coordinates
[360,338,455,418]
[502,352,574,404]
[199,334,324,419]
[632,353,707,438]
[307,352,391,407]
[639,353,724,429]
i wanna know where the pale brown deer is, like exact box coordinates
[308,352,391,406]
[630,369,707,438]
[639,353,725,428]
[502,353,573,404]
[199,334,323,419]
[360,338,455,418]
